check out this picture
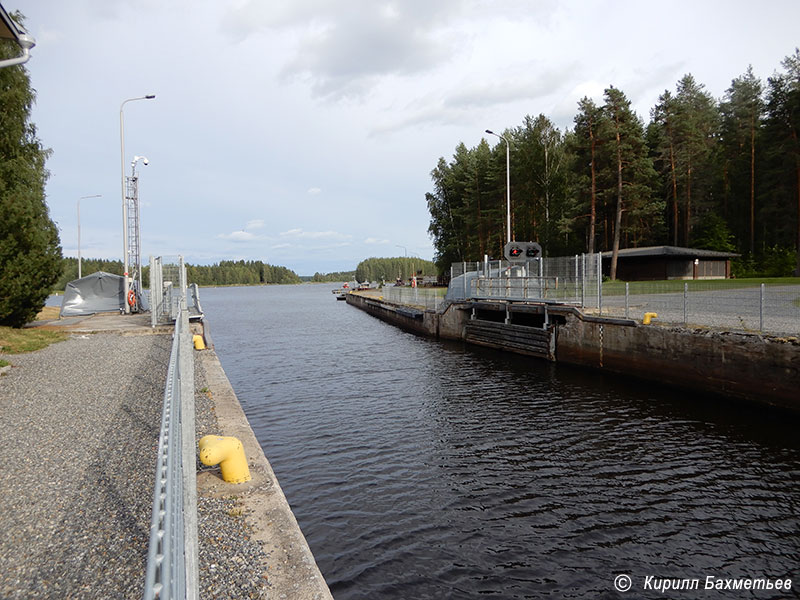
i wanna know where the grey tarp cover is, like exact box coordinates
[60,271,125,316]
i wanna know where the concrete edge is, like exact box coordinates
[196,348,334,600]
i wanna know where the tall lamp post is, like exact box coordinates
[486,129,512,243]
[77,194,102,279]
[120,94,155,313]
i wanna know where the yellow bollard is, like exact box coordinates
[198,435,251,483]
[193,334,206,350]
[643,312,658,325]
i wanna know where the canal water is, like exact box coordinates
[201,284,800,599]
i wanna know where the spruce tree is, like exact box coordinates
[0,15,61,328]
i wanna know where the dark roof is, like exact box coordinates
[0,4,22,42]
[600,245,739,259]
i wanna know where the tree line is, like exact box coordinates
[311,270,357,283]
[426,49,800,278]
[355,256,437,282]
[185,260,300,286]
[55,257,301,290]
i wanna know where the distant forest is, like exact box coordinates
[311,270,356,283]
[427,49,800,278]
[55,257,300,290]
[355,256,437,282]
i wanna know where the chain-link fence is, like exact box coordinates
[150,255,187,326]
[447,254,799,335]
[380,286,447,310]
[449,254,602,307]
[599,280,800,334]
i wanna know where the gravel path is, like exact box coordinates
[0,333,169,599]
[0,331,271,599]
[194,353,271,600]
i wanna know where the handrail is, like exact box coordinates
[142,301,198,599]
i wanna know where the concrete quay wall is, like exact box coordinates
[554,315,800,411]
[346,291,800,412]
[197,344,334,600]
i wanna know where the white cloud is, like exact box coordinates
[223,0,461,99]
[364,237,389,244]
[307,187,322,195]
[279,228,352,240]
[245,219,265,230]
[217,230,256,242]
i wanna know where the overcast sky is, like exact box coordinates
[10,0,800,276]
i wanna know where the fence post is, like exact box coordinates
[760,283,765,331]
[575,254,579,304]
[683,282,688,326]
[581,254,586,309]
[597,253,602,315]
[625,282,629,319]
[150,256,156,328]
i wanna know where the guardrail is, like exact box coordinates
[150,255,188,327]
[380,286,446,310]
[598,280,800,334]
[472,276,580,304]
[142,300,199,600]
[450,254,798,335]
[450,254,603,308]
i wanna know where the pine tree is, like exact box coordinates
[673,75,719,245]
[0,18,62,327]
[600,86,659,279]
[763,49,800,274]
[720,66,764,254]
[572,98,604,252]
[650,90,682,245]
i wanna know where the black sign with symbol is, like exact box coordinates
[504,241,543,262]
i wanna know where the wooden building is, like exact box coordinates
[601,246,738,281]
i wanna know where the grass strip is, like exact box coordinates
[0,306,68,357]
[0,326,68,354]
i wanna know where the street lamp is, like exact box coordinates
[120,94,155,313]
[77,194,102,279]
[486,129,512,243]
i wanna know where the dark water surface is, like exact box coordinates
[201,284,800,599]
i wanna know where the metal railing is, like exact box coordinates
[150,256,188,326]
[143,298,198,600]
[448,254,799,335]
[380,286,446,310]
[450,254,602,308]
[599,280,800,334]
[473,276,573,303]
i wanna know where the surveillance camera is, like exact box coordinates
[17,33,36,51]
